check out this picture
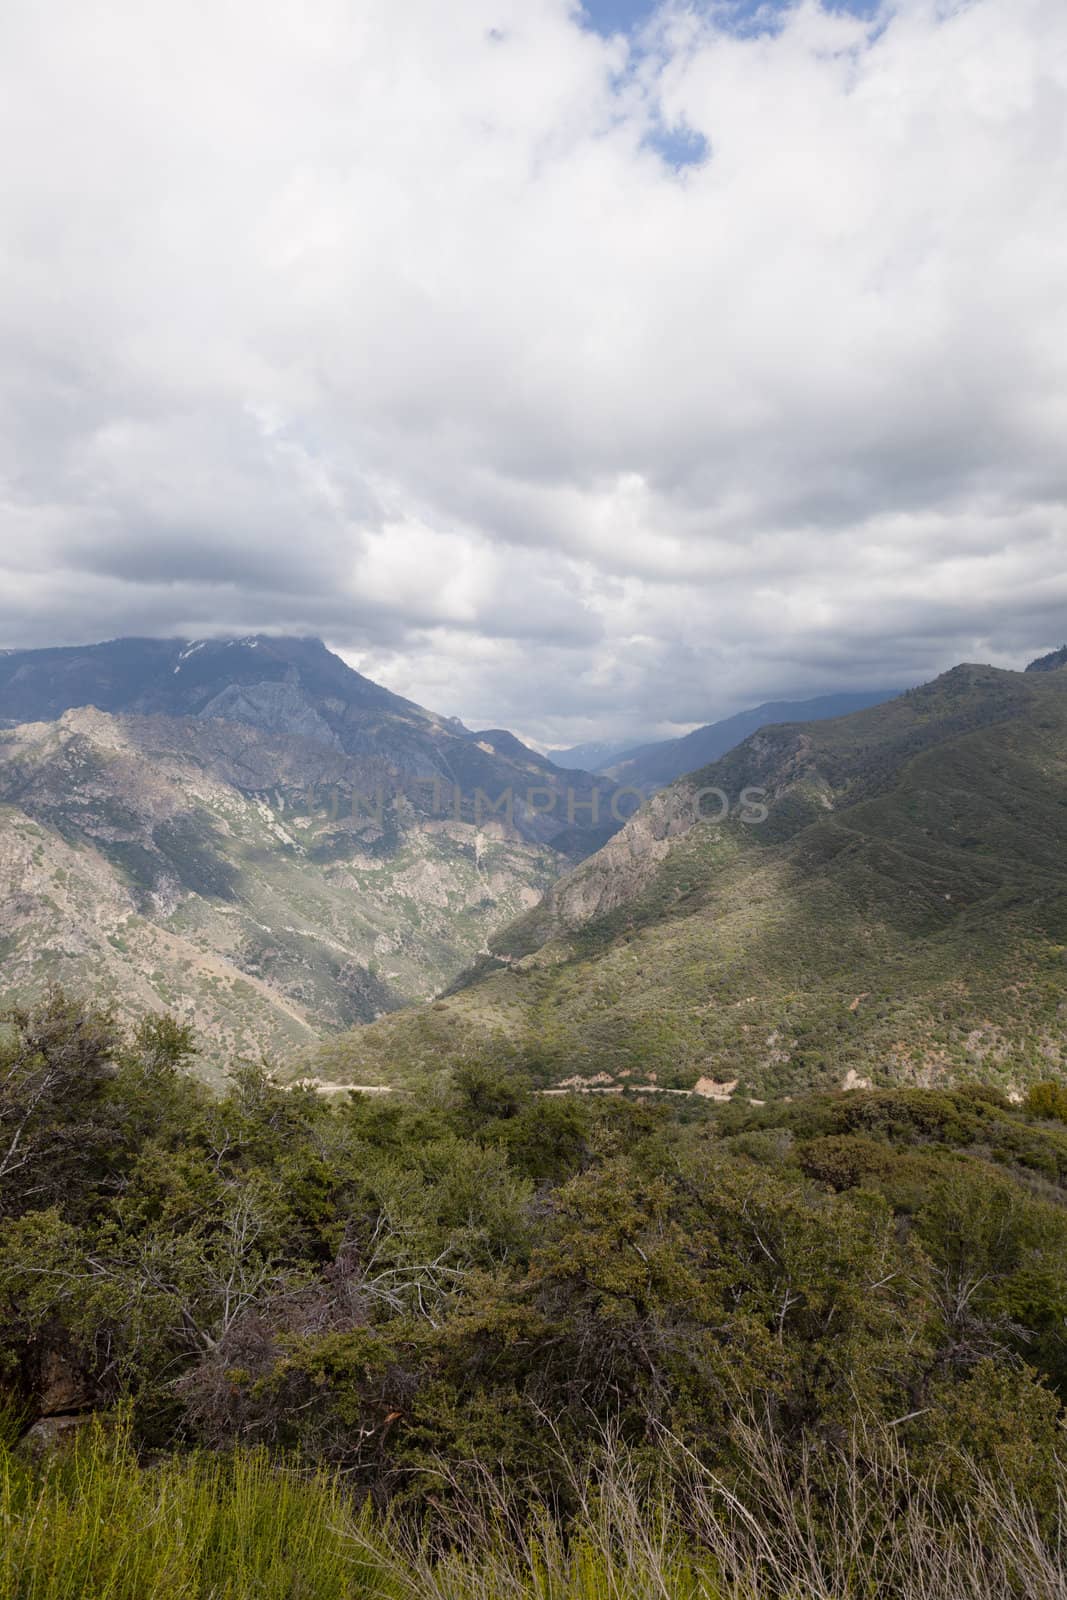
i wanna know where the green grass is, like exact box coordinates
[4,1415,1066,1600]
[0,1420,379,1600]
[0,1421,717,1600]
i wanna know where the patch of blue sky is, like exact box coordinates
[583,0,883,168]
[579,0,882,42]
[644,122,710,171]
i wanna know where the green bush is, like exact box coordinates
[1026,1080,1067,1122]
[3,992,1067,1545]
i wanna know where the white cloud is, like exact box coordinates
[1,0,1065,744]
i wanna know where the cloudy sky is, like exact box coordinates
[1,0,1065,747]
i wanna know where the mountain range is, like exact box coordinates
[0,635,600,822]
[547,739,637,772]
[550,692,900,786]
[0,636,620,1073]
[598,690,899,790]
[7,633,1066,1101]
[307,657,1067,1101]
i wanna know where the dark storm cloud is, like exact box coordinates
[0,0,1065,745]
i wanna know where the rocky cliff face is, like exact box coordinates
[486,787,699,958]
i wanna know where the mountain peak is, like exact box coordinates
[1026,645,1067,673]
[0,633,414,729]
[0,633,615,856]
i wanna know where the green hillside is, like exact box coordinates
[304,663,1067,1098]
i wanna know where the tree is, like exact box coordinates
[0,990,119,1217]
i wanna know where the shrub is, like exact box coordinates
[1026,1080,1067,1123]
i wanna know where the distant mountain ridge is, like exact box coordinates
[549,739,642,772]
[601,689,902,791]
